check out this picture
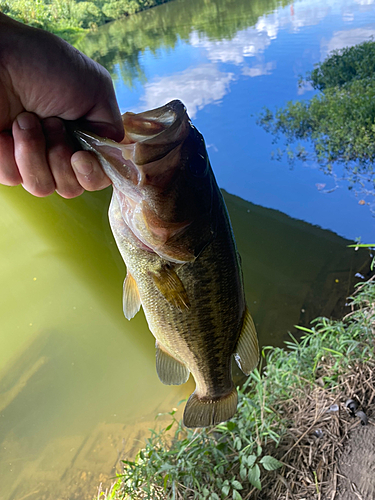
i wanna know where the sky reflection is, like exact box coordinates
[111,0,375,241]
[139,64,235,117]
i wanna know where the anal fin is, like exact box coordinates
[156,342,190,385]
[183,388,238,428]
[234,307,259,375]
[123,271,141,320]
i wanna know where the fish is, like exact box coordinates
[74,100,259,428]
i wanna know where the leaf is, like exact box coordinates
[233,490,242,500]
[246,455,257,468]
[210,493,220,500]
[226,421,237,431]
[222,484,230,496]
[232,480,243,490]
[248,465,262,490]
[240,466,247,481]
[260,455,283,471]
[235,437,242,451]
[294,325,314,333]
[163,474,169,490]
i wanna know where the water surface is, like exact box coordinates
[1,0,374,498]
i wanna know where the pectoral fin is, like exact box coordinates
[150,266,190,310]
[123,271,141,320]
[234,308,259,375]
[156,342,190,385]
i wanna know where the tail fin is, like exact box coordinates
[183,388,238,428]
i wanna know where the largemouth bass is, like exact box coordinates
[75,100,259,428]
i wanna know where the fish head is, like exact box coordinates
[74,100,217,263]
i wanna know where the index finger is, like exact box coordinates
[81,70,124,142]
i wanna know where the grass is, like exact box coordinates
[95,276,375,500]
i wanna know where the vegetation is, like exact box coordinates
[95,273,375,500]
[258,40,375,208]
[0,0,173,43]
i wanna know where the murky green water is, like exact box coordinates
[1,0,374,498]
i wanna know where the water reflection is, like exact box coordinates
[190,28,273,63]
[139,64,235,117]
[242,61,276,77]
[77,0,293,84]
[322,25,375,57]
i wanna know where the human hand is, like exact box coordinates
[0,13,124,198]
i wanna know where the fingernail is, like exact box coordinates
[17,113,38,130]
[72,159,93,176]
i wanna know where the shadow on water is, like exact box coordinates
[224,190,371,348]
[0,184,370,500]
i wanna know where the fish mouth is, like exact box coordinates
[74,100,191,184]
[122,99,187,145]
[122,100,190,166]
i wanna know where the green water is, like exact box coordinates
[0,185,369,500]
[0,186,194,499]
[1,0,374,498]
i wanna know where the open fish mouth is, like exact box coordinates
[122,99,186,145]
[74,99,191,186]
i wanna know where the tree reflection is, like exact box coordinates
[77,0,292,85]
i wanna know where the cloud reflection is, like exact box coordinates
[138,0,374,117]
[190,0,334,68]
[255,1,330,37]
[242,61,276,77]
[322,25,375,58]
[138,64,235,117]
[190,29,272,64]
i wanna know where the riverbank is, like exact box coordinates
[0,0,174,43]
[96,273,375,500]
